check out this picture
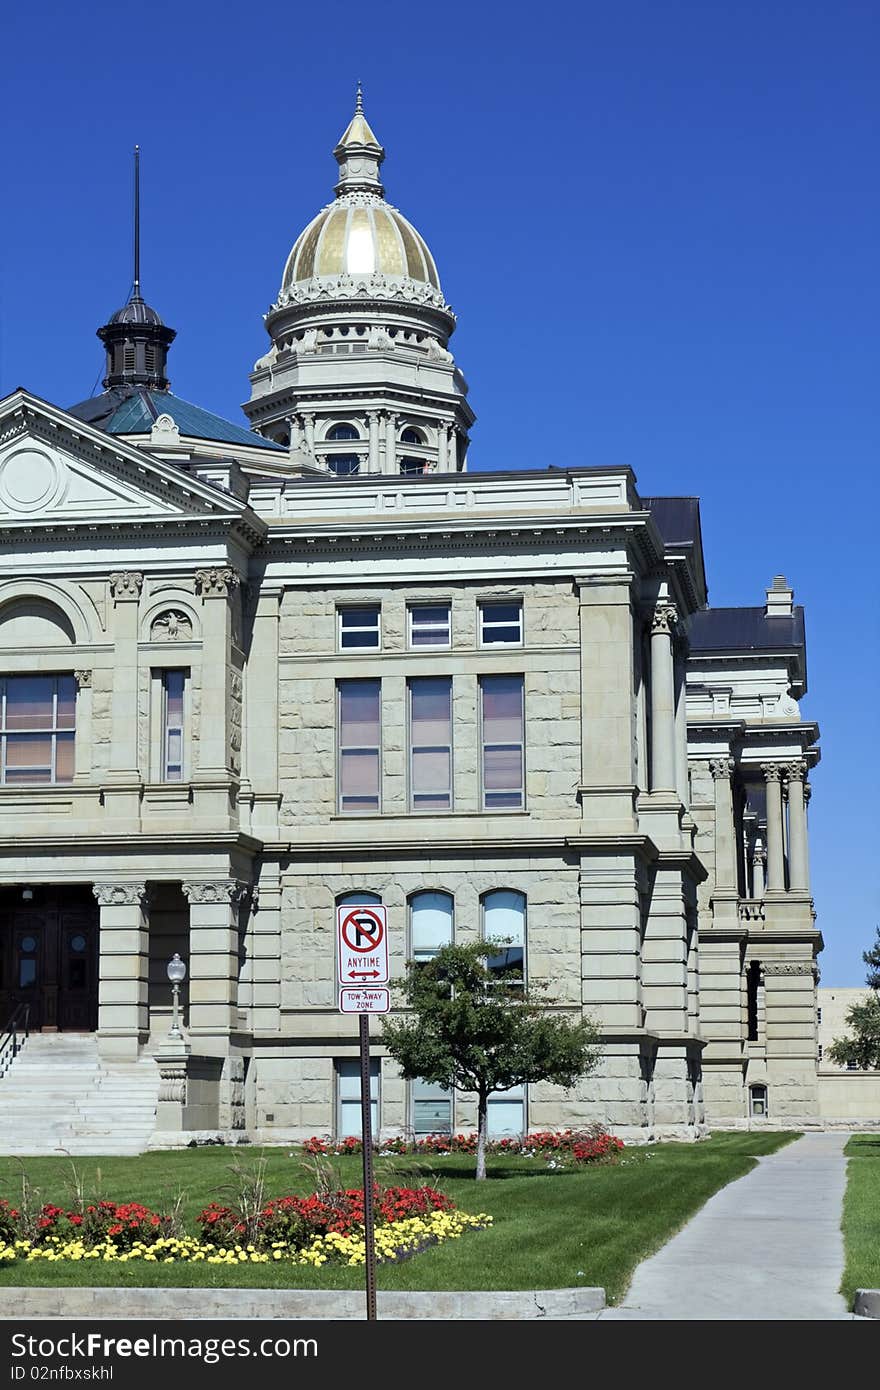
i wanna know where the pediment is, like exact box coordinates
[0,390,245,528]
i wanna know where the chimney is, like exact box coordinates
[765,575,794,618]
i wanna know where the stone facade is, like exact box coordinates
[0,101,826,1145]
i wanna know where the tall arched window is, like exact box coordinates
[400,427,423,445]
[481,890,526,985]
[410,891,453,963]
[327,423,360,441]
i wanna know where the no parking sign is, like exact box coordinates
[336,904,389,987]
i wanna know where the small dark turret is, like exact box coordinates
[97,146,175,390]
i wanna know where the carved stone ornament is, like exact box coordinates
[150,610,193,642]
[92,883,147,907]
[109,571,143,600]
[762,961,817,977]
[785,759,808,783]
[761,763,783,783]
[73,669,92,689]
[709,757,735,780]
[158,1062,187,1104]
[651,604,679,636]
[195,567,239,599]
[182,879,250,905]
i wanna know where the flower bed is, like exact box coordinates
[0,1187,489,1268]
[303,1127,625,1162]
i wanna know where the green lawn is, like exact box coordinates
[0,1132,798,1304]
[841,1134,880,1306]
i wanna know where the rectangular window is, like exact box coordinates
[408,604,451,649]
[411,1079,452,1135]
[338,606,380,650]
[480,674,524,810]
[337,1058,379,1138]
[161,670,186,781]
[487,1084,525,1137]
[0,675,75,785]
[338,679,381,813]
[479,600,523,646]
[409,677,452,811]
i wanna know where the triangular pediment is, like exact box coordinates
[0,389,248,529]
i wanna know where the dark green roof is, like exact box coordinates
[68,387,285,452]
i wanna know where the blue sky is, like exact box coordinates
[1,1,877,982]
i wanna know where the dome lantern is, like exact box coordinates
[333,84,386,198]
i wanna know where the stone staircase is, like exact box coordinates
[0,1033,159,1155]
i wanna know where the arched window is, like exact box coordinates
[481,890,526,985]
[328,456,360,476]
[400,458,427,476]
[337,891,382,907]
[400,427,423,445]
[327,423,360,441]
[409,891,453,964]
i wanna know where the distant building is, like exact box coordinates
[0,98,834,1151]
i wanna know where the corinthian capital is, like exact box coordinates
[761,762,783,783]
[182,879,250,905]
[195,567,240,599]
[92,882,147,907]
[785,759,807,783]
[651,603,679,636]
[709,757,735,781]
[109,571,143,600]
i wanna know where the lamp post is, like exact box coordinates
[167,953,187,1039]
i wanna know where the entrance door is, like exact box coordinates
[0,888,98,1032]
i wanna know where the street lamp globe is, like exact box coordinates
[167,953,187,984]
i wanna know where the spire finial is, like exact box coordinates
[132,144,142,302]
[355,81,363,115]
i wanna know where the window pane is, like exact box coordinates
[329,456,360,475]
[484,745,522,790]
[340,609,380,649]
[55,733,75,782]
[5,733,52,768]
[339,681,380,744]
[411,677,451,743]
[410,605,450,647]
[165,671,185,725]
[338,1059,379,1137]
[412,1080,452,1135]
[411,892,453,954]
[483,891,526,945]
[412,748,450,799]
[481,602,522,644]
[341,749,379,806]
[4,677,53,729]
[337,892,382,906]
[56,677,76,729]
[482,676,523,742]
[19,958,37,988]
[487,1095,524,1137]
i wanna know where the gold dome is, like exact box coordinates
[281,202,440,292]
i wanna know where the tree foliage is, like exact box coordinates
[827,927,880,1070]
[381,940,601,1178]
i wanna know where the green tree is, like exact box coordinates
[827,927,880,1070]
[381,940,601,1180]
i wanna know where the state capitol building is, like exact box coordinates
[0,97,825,1152]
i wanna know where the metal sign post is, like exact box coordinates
[359,1011,378,1322]
[336,904,390,1322]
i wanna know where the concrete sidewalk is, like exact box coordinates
[599,1132,852,1320]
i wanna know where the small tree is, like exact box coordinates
[827,927,880,1071]
[382,940,601,1180]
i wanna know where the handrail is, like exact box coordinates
[0,1002,30,1079]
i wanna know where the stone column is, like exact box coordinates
[367,412,381,472]
[447,427,458,471]
[436,421,448,472]
[106,571,143,780]
[73,670,93,782]
[194,567,238,778]
[575,576,637,832]
[93,882,148,1061]
[650,603,678,793]
[786,760,810,892]
[289,416,302,451]
[752,837,766,898]
[302,414,315,454]
[246,588,281,833]
[183,879,248,1047]
[384,411,398,472]
[762,764,786,891]
[674,648,689,804]
[710,758,737,890]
